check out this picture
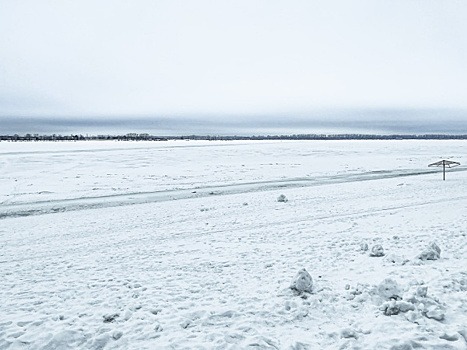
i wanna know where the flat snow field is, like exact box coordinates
[1,140,466,350]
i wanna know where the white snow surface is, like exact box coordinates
[1,140,466,349]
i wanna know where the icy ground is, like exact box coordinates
[0,140,466,349]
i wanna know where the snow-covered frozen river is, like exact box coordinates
[1,140,466,349]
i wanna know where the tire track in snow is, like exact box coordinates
[1,167,466,219]
[2,190,466,265]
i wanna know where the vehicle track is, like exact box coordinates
[1,167,465,219]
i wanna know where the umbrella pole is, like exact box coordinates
[443,160,445,181]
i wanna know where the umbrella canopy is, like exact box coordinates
[428,160,460,168]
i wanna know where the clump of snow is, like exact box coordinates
[425,305,445,321]
[373,281,449,322]
[112,331,123,340]
[384,253,409,265]
[340,328,358,339]
[379,300,415,315]
[369,244,384,257]
[277,194,288,202]
[359,242,368,251]
[416,286,428,298]
[417,241,441,261]
[344,283,369,302]
[376,278,402,300]
[290,268,313,293]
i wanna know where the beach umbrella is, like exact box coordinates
[428,160,460,180]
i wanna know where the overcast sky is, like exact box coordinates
[1,0,467,124]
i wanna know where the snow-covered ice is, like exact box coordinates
[1,140,466,349]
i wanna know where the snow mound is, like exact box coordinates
[417,242,441,261]
[290,268,313,293]
[277,194,288,202]
[374,282,449,322]
[376,278,402,300]
[370,244,385,257]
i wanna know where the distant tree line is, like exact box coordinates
[1,133,467,142]
[179,134,467,140]
[0,133,168,141]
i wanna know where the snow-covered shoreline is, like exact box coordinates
[1,141,466,349]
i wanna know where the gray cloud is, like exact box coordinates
[1,109,466,135]
[1,1,467,124]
